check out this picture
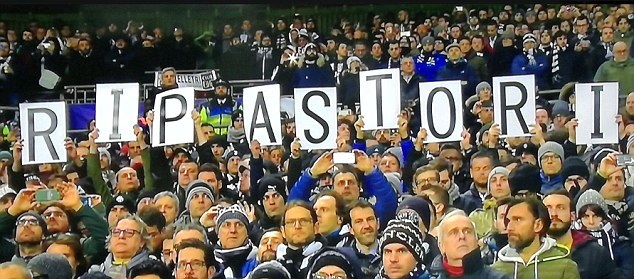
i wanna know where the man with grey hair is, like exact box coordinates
[0,262,32,279]
[400,55,424,127]
[153,191,180,226]
[91,214,152,278]
[430,212,508,278]
[145,66,178,115]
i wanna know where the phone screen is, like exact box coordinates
[333,152,356,164]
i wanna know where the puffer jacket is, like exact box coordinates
[491,237,580,279]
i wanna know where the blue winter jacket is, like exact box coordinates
[511,52,549,90]
[540,171,564,195]
[289,168,398,229]
[414,52,446,81]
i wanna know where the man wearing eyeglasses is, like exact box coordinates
[92,215,151,278]
[175,239,216,279]
[0,188,45,263]
[277,200,326,279]
[13,212,47,263]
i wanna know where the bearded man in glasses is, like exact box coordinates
[90,214,152,278]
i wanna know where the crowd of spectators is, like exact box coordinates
[2,3,634,279]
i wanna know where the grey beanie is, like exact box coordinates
[99,149,111,165]
[576,189,609,217]
[383,147,404,169]
[475,81,492,95]
[215,204,249,234]
[487,166,510,194]
[27,253,73,279]
[421,35,435,46]
[538,141,565,167]
[185,180,215,211]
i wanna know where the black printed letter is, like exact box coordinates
[303,91,331,143]
[27,108,59,161]
[499,82,528,135]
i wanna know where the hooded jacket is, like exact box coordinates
[491,237,580,279]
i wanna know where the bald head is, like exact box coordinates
[614,41,629,62]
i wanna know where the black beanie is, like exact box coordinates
[396,196,432,231]
[560,156,590,180]
[257,175,288,203]
[308,248,360,279]
[508,163,542,196]
[379,219,426,265]
[250,260,291,279]
[17,212,48,236]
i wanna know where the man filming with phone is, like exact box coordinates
[288,148,398,230]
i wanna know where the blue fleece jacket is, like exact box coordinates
[289,168,397,229]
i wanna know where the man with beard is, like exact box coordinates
[544,190,621,279]
[460,151,495,214]
[249,175,287,242]
[175,180,214,226]
[200,79,236,136]
[67,38,103,85]
[13,212,47,264]
[492,197,580,278]
[414,36,446,81]
[243,228,283,275]
[340,200,381,279]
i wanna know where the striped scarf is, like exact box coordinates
[551,43,567,74]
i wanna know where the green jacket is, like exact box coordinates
[0,209,17,262]
[74,204,110,265]
[491,237,580,279]
[88,147,154,208]
[469,198,497,239]
[0,205,109,266]
[593,57,634,99]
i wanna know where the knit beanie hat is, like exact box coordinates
[346,56,362,69]
[249,260,291,279]
[418,35,433,47]
[383,147,404,169]
[537,141,564,167]
[576,189,609,218]
[523,33,537,45]
[99,149,111,165]
[475,81,492,95]
[257,175,288,203]
[232,110,244,123]
[379,219,426,264]
[106,195,136,215]
[27,253,73,279]
[396,196,432,231]
[366,144,387,156]
[215,204,249,234]
[17,212,49,236]
[508,163,542,196]
[308,247,360,279]
[560,156,590,180]
[185,180,215,211]
[0,150,12,161]
[487,166,510,194]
